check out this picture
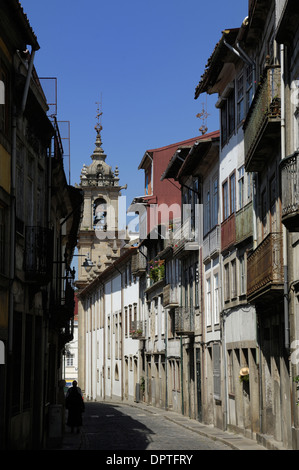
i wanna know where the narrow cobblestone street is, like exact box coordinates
[58,401,268,453]
[78,402,231,451]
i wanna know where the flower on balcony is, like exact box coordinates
[130,328,143,338]
[149,259,165,283]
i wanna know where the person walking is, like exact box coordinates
[65,381,85,433]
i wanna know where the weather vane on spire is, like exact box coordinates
[196,97,209,135]
[95,95,103,135]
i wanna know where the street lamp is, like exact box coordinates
[82,257,94,273]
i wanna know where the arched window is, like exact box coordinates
[93,197,107,231]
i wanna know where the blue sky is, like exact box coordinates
[20,0,248,207]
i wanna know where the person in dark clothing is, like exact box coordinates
[65,381,85,433]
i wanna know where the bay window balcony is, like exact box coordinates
[175,306,194,335]
[244,66,281,172]
[162,283,179,308]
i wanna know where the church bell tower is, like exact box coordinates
[76,108,127,289]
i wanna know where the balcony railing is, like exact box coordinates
[203,225,220,262]
[175,307,194,335]
[221,213,236,253]
[247,232,284,302]
[24,226,53,284]
[235,201,253,245]
[280,151,299,232]
[244,65,281,172]
[163,283,179,308]
[130,321,145,339]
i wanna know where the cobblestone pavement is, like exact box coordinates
[80,402,231,451]
[57,400,268,452]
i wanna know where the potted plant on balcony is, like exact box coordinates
[270,96,281,116]
[130,328,143,339]
[149,259,165,283]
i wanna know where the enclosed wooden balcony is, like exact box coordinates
[244,66,281,172]
[131,250,147,275]
[221,214,236,253]
[163,283,179,308]
[203,225,220,262]
[247,232,284,302]
[235,201,253,246]
[280,151,299,232]
[175,307,194,335]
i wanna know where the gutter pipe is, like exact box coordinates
[280,44,289,352]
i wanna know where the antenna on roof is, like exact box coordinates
[196,95,209,135]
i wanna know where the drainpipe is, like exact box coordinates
[280,44,289,352]
[222,312,228,431]
[181,334,184,415]
[21,49,36,114]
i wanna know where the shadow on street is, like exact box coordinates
[80,402,154,450]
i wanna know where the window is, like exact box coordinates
[222,181,229,220]
[93,198,107,231]
[220,88,235,146]
[212,177,219,227]
[224,263,230,302]
[230,172,236,215]
[184,268,189,307]
[261,188,267,237]
[246,65,253,112]
[214,273,219,324]
[206,277,211,326]
[237,72,244,124]
[213,343,221,400]
[204,188,210,234]
[238,166,245,210]
[237,65,253,125]
[231,259,237,299]
[189,265,194,307]
[66,353,74,366]
[240,255,246,295]
[222,180,229,221]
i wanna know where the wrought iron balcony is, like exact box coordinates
[244,66,281,172]
[130,320,144,339]
[24,226,53,284]
[280,151,299,232]
[235,201,253,245]
[163,283,179,308]
[247,232,283,302]
[221,213,236,253]
[175,307,194,335]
